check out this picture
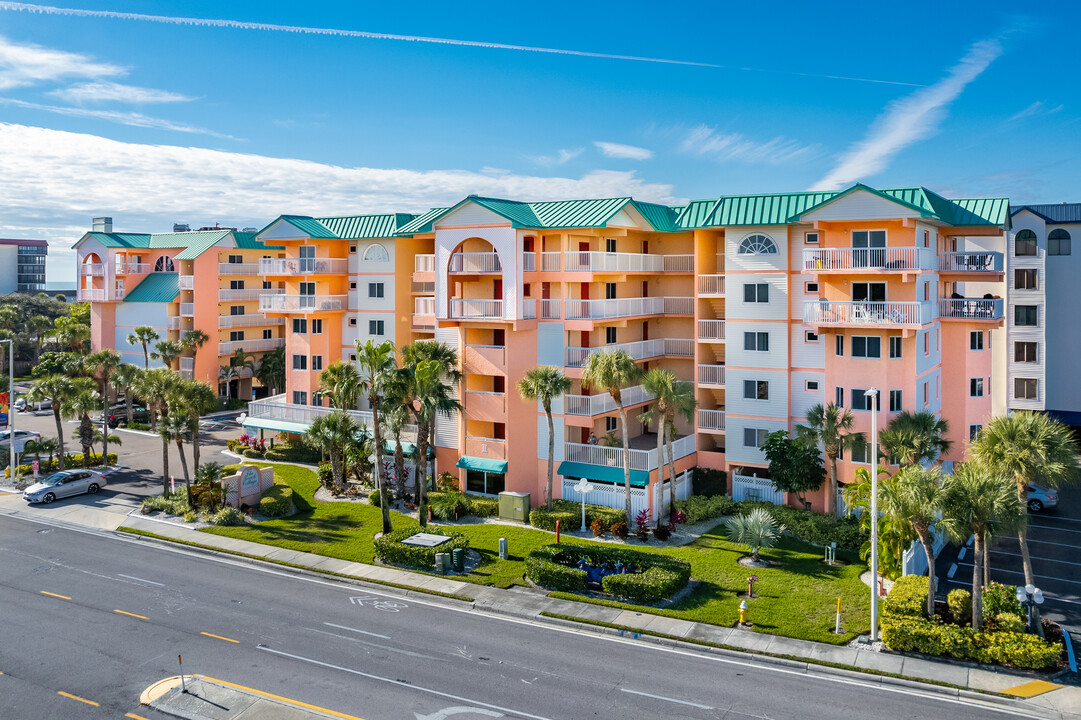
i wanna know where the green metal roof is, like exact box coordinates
[77,229,281,256]
[557,461,649,486]
[456,455,508,474]
[675,199,721,229]
[123,272,179,303]
[395,206,449,236]
[234,231,283,250]
[711,191,840,226]
[466,197,544,227]
[315,213,417,239]
[632,201,681,233]
[528,197,628,228]
[274,215,340,239]
[172,231,233,260]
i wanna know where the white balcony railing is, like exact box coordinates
[77,288,106,302]
[179,303,195,317]
[116,262,151,275]
[698,275,725,296]
[449,298,503,319]
[939,298,1004,320]
[664,255,694,273]
[260,258,348,275]
[218,314,285,328]
[218,263,262,275]
[802,247,935,272]
[541,252,561,271]
[540,299,561,319]
[449,252,501,274]
[698,320,726,341]
[179,275,194,291]
[114,288,125,300]
[698,409,726,431]
[218,337,285,355]
[522,298,537,319]
[246,394,417,439]
[564,251,662,273]
[564,384,655,416]
[698,364,725,386]
[564,296,692,320]
[523,252,536,272]
[939,252,1004,273]
[220,287,282,301]
[179,357,194,379]
[564,337,693,368]
[564,434,695,473]
[804,301,932,326]
[80,263,104,276]
[259,294,347,313]
[165,316,181,330]
[414,296,436,316]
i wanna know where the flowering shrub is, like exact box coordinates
[634,508,650,541]
[982,581,1024,621]
[589,519,605,537]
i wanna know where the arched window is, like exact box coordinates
[738,234,778,255]
[1049,229,1072,256]
[153,256,175,272]
[362,243,389,262]
[1015,229,1037,257]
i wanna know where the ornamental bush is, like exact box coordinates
[374,526,469,569]
[526,543,691,603]
[983,581,1024,621]
[948,589,972,626]
[242,448,264,459]
[883,575,928,619]
[211,506,246,526]
[881,616,1061,669]
[673,494,739,524]
[464,494,499,517]
[259,482,295,517]
[529,499,624,532]
[745,501,864,551]
[368,489,381,507]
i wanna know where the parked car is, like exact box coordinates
[108,405,151,428]
[15,396,51,412]
[1028,484,1058,513]
[23,469,107,504]
[0,429,42,452]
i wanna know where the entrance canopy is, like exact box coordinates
[557,461,649,487]
[456,456,508,474]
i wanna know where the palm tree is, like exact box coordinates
[112,363,142,425]
[65,378,100,461]
[28,315,52,361]
[306,411,362,493]
[255,345,286,395]
[319,361,362,411]
[518,366,571,511]
[180,329,209,356]
[226,348,256,401]
[880,464,947,617]
[136,368,182,492]
[128,326,160,370]
[355,339,397,534]
[176,379,217,471]
[582,350,642,523]
[219,365,239,402]
[879,410,953,467]
[385,402,409,503]
[795,403,865,516]
[151,340,182,371]
[24,437,58,466]
[196,461,226,510]
[641,368,697,527]
[87,349,121,469]
[161,410,194,497]
[941,462,1021,629]
[88,427,121,463]
[971,411,1079,624]
[27,375,76,469]
[725,507,784,563]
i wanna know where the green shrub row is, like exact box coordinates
[529,499,625,531]
[374,526,469,569]
[881,617,1061,669]
[883,574,928,618]
[259,482,295,517]
[673,495,740,524]
[426,491,499,519]
[262,441,321,464]
[526,543,691,603]
[8,453,119,476]
[671,495,864,550]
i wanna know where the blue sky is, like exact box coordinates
[0,1,1077,281]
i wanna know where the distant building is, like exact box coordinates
[0,238,48,293]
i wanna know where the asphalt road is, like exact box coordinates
[0,515,1032,720]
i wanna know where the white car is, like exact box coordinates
[15,396,50,412]
[1028,484,1059,513]
[0,429,41,452]
[24,469,107,504]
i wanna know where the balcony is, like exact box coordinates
[259,294,347,313]
[220,287,282,302]
[698,275,725,296]
[77,288,106,302]
[179,357,194,379]
[114,288,125,300]
[179,275,195,290]
[564,434,695,473]
[804,301,932,327]
[541,252,561,271]
[166,316,182,330]
[698,409,726,432]
[413,296,436,330]
[565,338,693,368]
[260,258,348,275]
[245,394,417,439]
[449,252,501,274]
[564,296,692,321]
[411,281,435,294]
[463,390,507,422]
[218,262,262,275]
[180,303,195,317]
[464,436,506,460]
[802,247,934,272]
[523,252,536,272]
[561,252,693,274]
[939,252,1004,273]
[218,337,285,355]
[939,298,1003,321]
[414,254,436,273]
[116,262,151,275]
[522,298,537,319]
[449,298,503,320]
[80,264,104,277]
[698,364,725,387]
[540,299,561,319]
[698,320,726,342]
[564,384,655,416]
[464,344,506,375]
[219,314,285,328]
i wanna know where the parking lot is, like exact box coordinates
[937,484,1081,632]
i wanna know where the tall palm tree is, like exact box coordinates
[795,403,865,516]
[28,314,53,361]
[136,368,182,492]
[219,365,239,402]
[518,366,571,510]
[151,340,182,371]
[971,411,1079,625]
[65,378,100,461]
[177,379,218,471]
[663,380,696,527]
[88,427,121,463]
[355,339,397,534]
[582,350,642,523]
[128,326,159,370]
[255,345,286,395]
[227,348,256,400]
[880,464,947,617]
[385,402,409,503]
[306,411,362,493]
[879,410,953,467]
[27,374,76,469]
[941,462,1021,629]
[319,361,362,411]
[111,363,142,425]
[86,349,121,469]
[159,410,194,497]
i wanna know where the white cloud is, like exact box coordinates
[50,81,193,104]
[0,98,233,138]
[0,123,679,281]
[812,37,1003,191]
[530,147,584,167]
[594,141,653,160]
[680,125,820,165]
[1009,100,1063,121]
[0,33,123,91]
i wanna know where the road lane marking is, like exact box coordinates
[198,675,365,720]
[988,549,1081,567]
[309,627,445,661]
[114,609,149,620]
[126,714,152,720]
[1026,523,1081,535]
[945,578,1081,605]
[201,631,240,643]
[995,536,1079,549]
[40,591,70,600]
[620,688,713,709]
[257,646,557,720]
[323,621,391,639]
[953,562,1081,586]
[118,573,164,586]
[58,691,99,706]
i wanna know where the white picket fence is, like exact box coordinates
[561,477,649,521]
[731,472,784,504]
[652,469,692,521]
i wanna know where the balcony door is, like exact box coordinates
[852,282,886,303]
[299,245,316,274]
[299,281,316,310]
[852,230,886,268]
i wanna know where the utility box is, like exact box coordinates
[498,492,530,523]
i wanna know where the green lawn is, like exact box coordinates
[203,464,871,644]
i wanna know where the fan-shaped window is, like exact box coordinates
[1015,229,1037,257]
[738,234,778,255]
[153,256,175,272]
[362,243,389,262]
[1049,229,1071,256]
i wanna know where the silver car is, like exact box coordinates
[1028,484,1059,513]
[23,470,106,504]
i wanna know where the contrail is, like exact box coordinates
[0,2,923,86]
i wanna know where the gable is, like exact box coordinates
[258,217,331,241]
[435,201,513,228]
[801,189,922,222]
[606,205,650,230]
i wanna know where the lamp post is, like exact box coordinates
[1,338,14,480]
[1016,583,1045,634]
[574,477,592,532]
[864,387,880,642]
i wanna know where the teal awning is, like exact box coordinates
[383,441,433,458]
[456,456,508,474]
[557,461,649,487]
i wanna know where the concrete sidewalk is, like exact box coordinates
[142,675,360,719]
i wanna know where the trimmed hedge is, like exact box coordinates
[259,482,295,517]
[263,441,321,464]
[883,574,927,619]
[8,452,118,477]
[374,526,469,569]
[530,499,624,531]
[526,543,691,603]
[242,448,264,459]
[674,495,739,524]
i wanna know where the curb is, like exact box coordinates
[140,675,184,705]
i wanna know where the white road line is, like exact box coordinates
[994,536,1079,549]
[945,579,1081,606]
[620,688,713,709]
[258,645,557,720]
[117,573,164,587]
[323,621,390,639]
[1026,523,1081,535]
[954,561,1081,586]
[307,627,445,661]
[987,549,1081,567]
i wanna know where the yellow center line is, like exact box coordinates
[114,609,149,620]
[57,691,99,706]
[198,675,366,720]
[126,713,152,720]
[200,631,240,644]
[40,591,71,600]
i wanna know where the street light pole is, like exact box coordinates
[865,387,880,642]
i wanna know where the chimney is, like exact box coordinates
[92,217,113,233]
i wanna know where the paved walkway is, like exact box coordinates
[143,675,357,719]
[3,492,1079,718]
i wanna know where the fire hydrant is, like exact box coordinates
[738,600,748,625]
